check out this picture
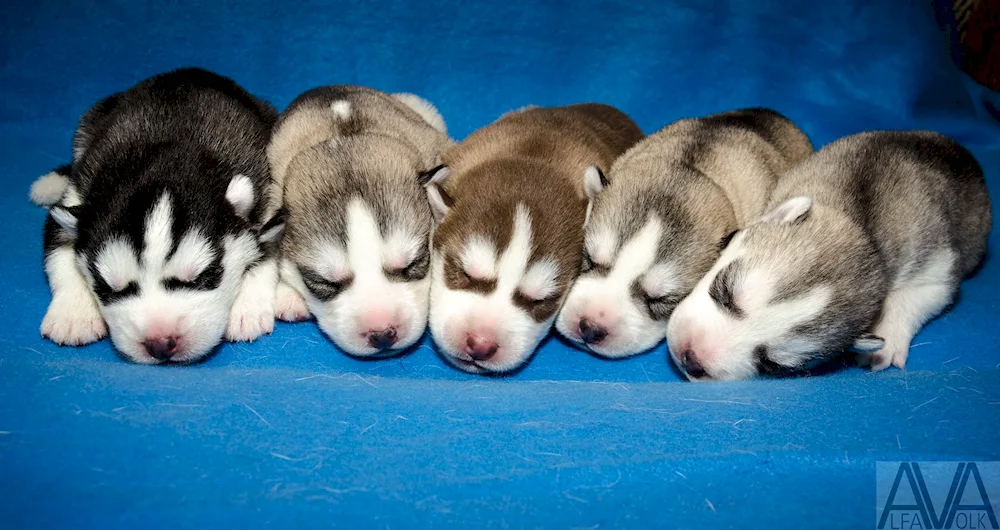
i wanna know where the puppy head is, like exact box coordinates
[557,169,737,358]
[280,137,433,356]
[665,197,887,380]
[425,162,587,374]
[54,165,279,364]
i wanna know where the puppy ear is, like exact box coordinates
[425,183,453,224]
[50,205,81,237]
[851,333,885,353]
[226,174,256,220]
[583,165,608,201]
[583,165,608,226]
[257,208,287,245]
[759,196,812,225]
[418,164,450,187]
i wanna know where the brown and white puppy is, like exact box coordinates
[667,131,991,380]
[270,86,451,356]
[556,109,813,358]
[423,104,644,374]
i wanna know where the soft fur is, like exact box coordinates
[272,85,452,356]
[425,104,644,374]
[666,131,991,380]
[557,108,813,358]
[36,68,282,364]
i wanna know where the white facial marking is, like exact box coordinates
[164,231,216,282]
[519,258,559,301]
[382,227,422,272]
[429,203,558,373]
[94,238,140,292]
[666,234,833,380]
[293,198,430,356]
[460,235,498,280]
[80,190,263,365]
[585,225,619,268]
[556,215,669,358]
[142,193,174,268]
[225,174,255,219]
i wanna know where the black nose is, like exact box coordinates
[681,349,707,379]
[366,328,398,350]
[144,337,178,361]
[579,318,608,344]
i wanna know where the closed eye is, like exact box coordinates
[708,263,744,318]
[164,261,223,291]
[385,247,430,282]
[94,279,140,304]
[581,250,610,275]
[642,292,682,321]
[718,229,739,251]
[299,266,353,301]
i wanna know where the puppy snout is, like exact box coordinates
[464,332,499,361]
[366,327,398,350]
[680,349,707,379]
[578,317,608,345]
[143,336,180,361]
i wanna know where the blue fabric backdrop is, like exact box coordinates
[1,0,998,528]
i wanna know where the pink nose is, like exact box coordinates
[143,336,180,361]
[679,348,707,379]
[464,332,499,361]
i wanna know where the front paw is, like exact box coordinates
[226,289,275,342]
[41,294,107,345]
[274,282,310,322]
[857,345,908,372]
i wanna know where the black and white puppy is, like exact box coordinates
[31,68,284,364]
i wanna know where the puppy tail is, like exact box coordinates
[392,93,447,135]
[30,164,72,207]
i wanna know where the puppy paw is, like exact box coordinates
[858,345,908,372]
[274,282,310,322]
[41,294,106,345]
[226,286,275,342]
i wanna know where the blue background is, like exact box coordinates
[1,0,998,527]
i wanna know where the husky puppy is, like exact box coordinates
[556,109,813,358]
[32,68,284,364]
[423,104,644,374]
[270,86,451,356]
[666,131,991,380]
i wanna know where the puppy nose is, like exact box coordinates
[143,336,179,361]
[681,349,707,379]
[579,318,608,345]
[465,333,499,361]
[366,328,398,350]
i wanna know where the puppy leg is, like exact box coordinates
[274,280,310,322]
[226,257,278,341]
[41,245,107,345]
[866,281,954,371]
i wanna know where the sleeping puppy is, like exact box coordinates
[666,131,991,380]
[423,104,644,374]
[270,86,451,356]
[556,109,813,358]
[32,67,284,364]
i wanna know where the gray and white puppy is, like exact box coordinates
[667,131,991,380]
[557,109,813,358]
[270,86,452,356]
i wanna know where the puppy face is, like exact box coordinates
[60,178,269,364]
[280,142,433,356]
[557,179,733,358]
[666,198,886,380]
[429,202,577,373]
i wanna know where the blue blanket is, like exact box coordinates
[1,0,998,527]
